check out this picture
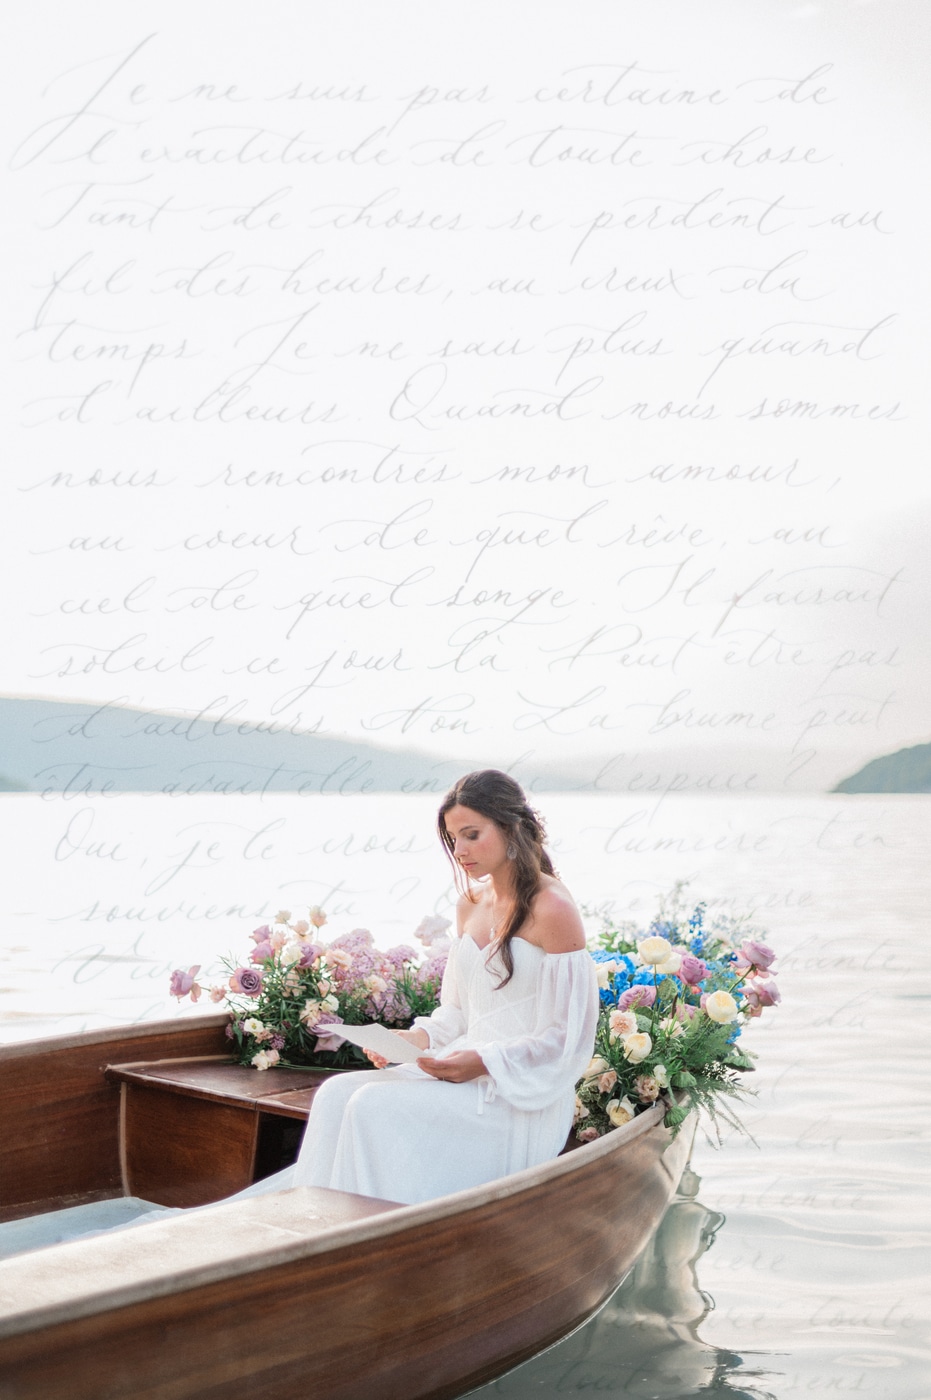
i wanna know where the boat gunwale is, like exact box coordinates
[0,1100,677,1342]
[0,1012,229,1059]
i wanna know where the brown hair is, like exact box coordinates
[437,770,556,986]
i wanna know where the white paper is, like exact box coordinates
[324,1023,424,1065]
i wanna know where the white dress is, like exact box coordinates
[290,935,599,1206]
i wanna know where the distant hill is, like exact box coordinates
[832,743,931,793]
[0,696,473,796]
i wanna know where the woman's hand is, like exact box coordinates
[363,1026,429,1070]
[416,1050,488,1083]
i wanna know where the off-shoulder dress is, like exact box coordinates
[290,933,599,1205]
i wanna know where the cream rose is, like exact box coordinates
[621,1031,652,1064]
[606,1096,637,1127]
[596,959,619,989]
[655,951,682,976]
[608,1009,638,1041]
[704,989,740,1023]
[584,1056,611,1079]
[638,935,673,965]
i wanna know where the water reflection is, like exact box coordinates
[479,1165,775,1399]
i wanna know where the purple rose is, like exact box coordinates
[312,1013,346,1053]
[230,966,263,996]
[169,965,201,1000]
[739,940,776,971]
[618,985,657,1012]
[679,954,708,986]
[298,942,324,968]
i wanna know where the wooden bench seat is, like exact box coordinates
[106,1057,355,1208]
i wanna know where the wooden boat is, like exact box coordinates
[0,1014,694,1400]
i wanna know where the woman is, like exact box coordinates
[289,770,599,1206]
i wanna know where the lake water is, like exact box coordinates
[1,792,929,1398]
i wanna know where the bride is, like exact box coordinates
[288,769,599,1206]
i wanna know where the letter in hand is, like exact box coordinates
[364,1026,429,1069]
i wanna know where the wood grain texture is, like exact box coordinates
[0,1115,689,1400]
[107,1058,335,1109]
[121,1083,259,1206]
[0,1018,229,1220]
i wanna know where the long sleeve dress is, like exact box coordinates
[290,935,599,1206]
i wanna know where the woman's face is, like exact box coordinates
[444,803,510,881]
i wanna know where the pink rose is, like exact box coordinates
[679,954,708,985]
[618,985,657,1012]
[249,925,271,945]
[745,976,781,1009]
[577,1126,600,1143]
[597,1070,618,1094]
[738,940,776,971]
[169,966,201,1000]
[250,940,274,964]
[230,967,263,996]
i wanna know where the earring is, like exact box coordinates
[507,843,516,859]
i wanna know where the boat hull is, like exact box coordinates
[0,1020,692,1400]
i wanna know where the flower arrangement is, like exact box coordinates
[170,909,451,1071]
[575,886,781,1141]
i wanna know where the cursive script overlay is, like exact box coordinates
[2,2,928,965]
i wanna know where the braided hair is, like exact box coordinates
[437,769,556,987]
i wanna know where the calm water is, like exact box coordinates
[1,793,929,1397]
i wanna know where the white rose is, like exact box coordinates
[596,959,619,989]
[638,936,673,965]
[242,1017,264,1035]
[655,951,682,976]
[280,941,303,966]
[621,1031,652,1064]
[704,989,740,1024]
[606,1096,637,1127]
[322,993,340,1013]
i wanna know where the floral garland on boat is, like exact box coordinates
[170,909,450,1070]
[576,887,781,1140]
[170,886,780,1138]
